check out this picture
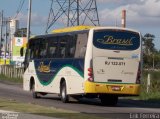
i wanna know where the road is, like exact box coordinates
[0,81,160,119]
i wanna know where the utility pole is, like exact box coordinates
[27,0,32,41]
[121,9,126,28]
[153,54,155,70]
[0,10,3,57]
[8,19,11,60]
[77,0,79,26]
[4,19,8,64]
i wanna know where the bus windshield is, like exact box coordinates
[93,29,140,50]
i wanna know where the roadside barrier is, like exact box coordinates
[0,65,24,79]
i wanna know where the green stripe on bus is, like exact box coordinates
[36,65,84,86]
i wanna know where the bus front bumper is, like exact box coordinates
[84,81,140,96]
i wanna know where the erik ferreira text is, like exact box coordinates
[130,113,160,119]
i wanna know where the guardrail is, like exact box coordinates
[0,65,24,79]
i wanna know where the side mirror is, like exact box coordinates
[20,47,24,56]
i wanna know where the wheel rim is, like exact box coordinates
[32,83,35,92]
[62,87,66,99]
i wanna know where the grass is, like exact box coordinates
[0,98,105,119]
[0,74,22,84]
[140,70,160,98]
[126,70,160,102]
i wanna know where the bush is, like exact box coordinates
[140,70,160,100]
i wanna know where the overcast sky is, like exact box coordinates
[0,0,160,49]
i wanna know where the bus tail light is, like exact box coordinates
[136,63,141,84]
[88,68,93,81]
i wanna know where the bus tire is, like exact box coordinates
[100,95,118,106]
[31,82,40,99]
[60,81,69,103]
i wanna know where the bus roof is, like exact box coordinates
[30,26,140,40]
[51,25,96,34]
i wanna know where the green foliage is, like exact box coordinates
[143,33,156,54]
[139,70,160,101]
[0,74,22,83]
[143,53,160,69]
[143,33,160,69]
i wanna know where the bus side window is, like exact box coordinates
[29,40,35,59]
[75,33,88,58]
[30,49,33,59]
[36,39,47,59]
[69,47,75,56]
[67,35,76,58]
[32,39,40,59]
[49,47,56,57]
[61,47,66,58]
[59,37,68,58]
[26,41,32,61]
[80,45,86,58]
[48,37,58,58]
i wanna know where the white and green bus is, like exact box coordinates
[23,26,142,105]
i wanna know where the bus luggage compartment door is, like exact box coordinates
[93,57,139,83]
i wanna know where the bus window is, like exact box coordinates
[36,39,48,58]
[66,35,77,58]
[29,43,34,59]
[48,37,58,58]
[29,39,37,59]
[75,33,88,58]
[59,37,68,58]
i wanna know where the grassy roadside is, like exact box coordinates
[0,98,104,119]
[125,70,160,102]
[138,70,160,101]
[0,74,22,84]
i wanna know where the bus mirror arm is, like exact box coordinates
[20,47,24,57]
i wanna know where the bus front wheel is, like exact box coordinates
[31,82,40,99]
[60,81,69,103]
[100,95,118,106]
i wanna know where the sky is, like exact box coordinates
[0,0,160,50]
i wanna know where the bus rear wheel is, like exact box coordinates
[60,81,69,103]
[100,95,118,106]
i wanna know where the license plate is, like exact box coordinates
[111,86,122,91]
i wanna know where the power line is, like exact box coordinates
[46,0,100,33]
[14,0,25,19]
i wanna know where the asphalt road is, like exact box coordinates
[0,81,160,119]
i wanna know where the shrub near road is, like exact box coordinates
[140,70,160,101]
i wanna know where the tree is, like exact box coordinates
[143,33,156,55]
[142,33,160,69]
[14,28,27,37]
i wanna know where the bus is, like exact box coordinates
[23,26,142,105]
